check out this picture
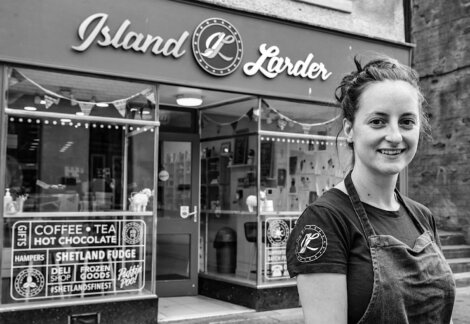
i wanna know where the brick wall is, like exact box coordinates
[409,0,470,232]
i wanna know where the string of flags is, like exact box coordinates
[14,69,156,117]
[202,104,341,134]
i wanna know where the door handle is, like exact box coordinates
[180,206,198,222]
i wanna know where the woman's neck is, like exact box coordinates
[350,168,400,211]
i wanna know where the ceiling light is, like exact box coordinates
[176,94,203,107]
[24,106,37,111]
[96,102,109,108]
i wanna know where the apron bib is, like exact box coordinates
[345,172,455,324]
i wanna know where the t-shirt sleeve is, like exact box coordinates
[286,204,349,277]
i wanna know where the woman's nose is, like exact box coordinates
[385,125,403,143]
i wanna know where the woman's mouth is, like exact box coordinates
[378,149,405,155]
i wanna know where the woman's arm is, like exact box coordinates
[297,273,347,324]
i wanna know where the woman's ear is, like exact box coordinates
[343,118,353,143]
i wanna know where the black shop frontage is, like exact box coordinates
[0,0,412,323]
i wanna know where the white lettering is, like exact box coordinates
[72,13,189,58]
[117,264,142,288]
[243,44,332,80]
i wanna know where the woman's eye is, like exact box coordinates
[369,119,385,127]
[400,119,417,128]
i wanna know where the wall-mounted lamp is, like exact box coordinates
[176,94,203,107]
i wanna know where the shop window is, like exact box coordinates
[1,67,158,307]
[200,97,350,286]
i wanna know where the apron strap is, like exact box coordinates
[393,189,427,235]
[345,170,376,239]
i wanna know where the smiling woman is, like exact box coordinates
[286,55,456,324]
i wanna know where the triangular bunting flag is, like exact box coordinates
[44,95,60,109]
[70,95,78,106]
[140,88,155,104]
[78,101,94,115]
[301,124,311,134]
[231,121,238,131]
[113,99,127,117]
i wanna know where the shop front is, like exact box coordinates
[0,0,412,322]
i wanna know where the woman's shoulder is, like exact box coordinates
[310,186,351,212]
[297,187,354,228]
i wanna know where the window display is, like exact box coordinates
[199,98,349,286]
[2,67,157,306]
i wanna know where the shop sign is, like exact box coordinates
[192,18,243,76]
[10,220,145,300]
[72,13,331,81]
[263,218,293,280]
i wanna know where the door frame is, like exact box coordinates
[156,131,200,296]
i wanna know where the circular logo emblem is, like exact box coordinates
[192,18,243,76]
[295,225,327,263]
[14,268,45,298]
[266,219,290,246]
[123,222,143,245]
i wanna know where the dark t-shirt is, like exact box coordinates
[286,188,440,324]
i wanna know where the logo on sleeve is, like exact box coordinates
[295,225,327,263]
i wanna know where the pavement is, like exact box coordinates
[168,287,470,324]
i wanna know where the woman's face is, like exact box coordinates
[343,80,421,177]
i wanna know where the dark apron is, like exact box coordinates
[345,172,455,323]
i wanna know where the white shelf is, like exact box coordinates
[227,164,255,168]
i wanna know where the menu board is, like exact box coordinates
[10,219,146,300]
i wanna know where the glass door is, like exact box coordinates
[156,133,199,296]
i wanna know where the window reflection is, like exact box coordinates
[5,117,155,213]
[5,68,157,214]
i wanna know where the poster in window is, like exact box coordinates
[233,136,248,165]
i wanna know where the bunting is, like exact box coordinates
[141,88,156,104]
[13,69,154,117]
[78,102,94,116]
[44,95,60,109]
[113,99,127,117]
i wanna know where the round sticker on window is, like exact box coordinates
[159,170,169,181]
[295,225,327,263]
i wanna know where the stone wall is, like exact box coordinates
[408,0,470,232]
[196,0,405,42]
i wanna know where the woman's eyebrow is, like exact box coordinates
[400,112,419,118]
[365,112,388,118]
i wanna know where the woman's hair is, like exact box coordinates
[335,55,431,152]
